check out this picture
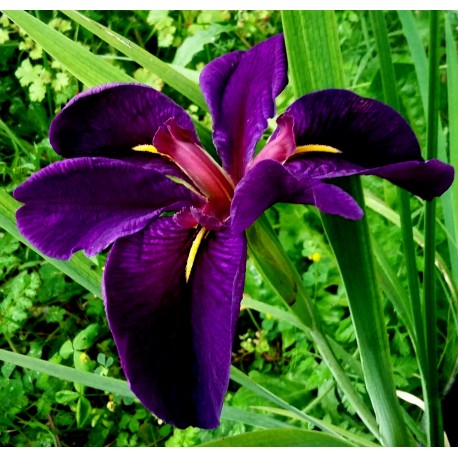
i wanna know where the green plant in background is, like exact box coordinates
[0,10,457,447]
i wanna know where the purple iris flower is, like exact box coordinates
[14,34,453,429]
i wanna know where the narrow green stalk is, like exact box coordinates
[282,10,413,446]
[423,11,443,447]
[370,9,428,420]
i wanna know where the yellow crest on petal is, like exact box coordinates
[185,227,208,283]
[295,144,342,155]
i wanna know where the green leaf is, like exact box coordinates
[281,11,345,96]
[76,396,92,428]
[242,297,309,334]
[282,10,413,446]
[55,390,80,405]
[230,366,369,445]
[220,406,292,430]
[199,428,354,447]
[59,340,74,359]
[399,10,458,291]
[0,349,134,398]
[73,323,100,351]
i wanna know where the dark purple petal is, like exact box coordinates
[200,34,287,183]
[103,217,246,429]
[366,159,454,199]
[103,217,196,428]
[283,89,422,167]
[231,159,363,233]
[285,155,454,200]
[14,157,201,260]
[188,227,247,427]
[50,83,199,158]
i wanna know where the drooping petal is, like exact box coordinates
[200,34,287,183]
[188,227,247,427]
[231,159,363,233]
[103,217,196,428]
[285,155,454,201]
[103,217,246,429]
[49,83,199,158]
[14,157,201,260]
[283,89,422,167]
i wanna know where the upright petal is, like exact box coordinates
[104,217,246,429]
[231,159,363,233]
[50,83,199,158]
[200,34,287,183]
[283,89,422,167]
[14,157,201,260]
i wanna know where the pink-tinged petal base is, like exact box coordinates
[249,115,296,169]
[154,119,234,219]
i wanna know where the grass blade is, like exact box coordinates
[0,349,132,397]
[423,11,443,446]
[399,10,458,291]
[230,366,358,444]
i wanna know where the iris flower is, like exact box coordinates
[14,34,453,429]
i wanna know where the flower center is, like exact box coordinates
[134,120,234,221]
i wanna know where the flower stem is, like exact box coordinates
[423,10,444,447]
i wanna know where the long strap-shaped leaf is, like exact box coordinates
[282,11,414,446]
[0,349,294,432]
[199,428,354,447]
